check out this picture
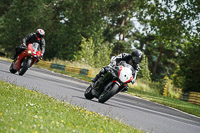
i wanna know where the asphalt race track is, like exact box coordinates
[0,59,200,133]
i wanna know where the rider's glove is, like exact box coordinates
[110,60,117,67]
[135,64,140,71]
[21,43,26,47]
[131,79,135,84]
[39,54,43,60]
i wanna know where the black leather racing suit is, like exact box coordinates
[22,33,45,55]
[109,53,140,71]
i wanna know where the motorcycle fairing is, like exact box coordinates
[12,43,41,71]
[118,65,133,83]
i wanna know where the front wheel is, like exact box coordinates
[9,62,17,74]
[98,83,119,103]
[84,84,95,100]
[19,58,32,76]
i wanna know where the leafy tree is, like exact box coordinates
[53,0,109,60]
[103,0,138,55]
[138,54,151,81]
[0,0,59,58]
[94,41,113,68]
[75,37,112,68]
[75,37,95,66]
[135,0,200,81]
[173,37,200,92]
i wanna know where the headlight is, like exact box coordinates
[28,50,32,54]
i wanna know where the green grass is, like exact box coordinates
[0,80,144,133]
[128,89,200,117]
[129,78,163,94]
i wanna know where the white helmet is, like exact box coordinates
[36,29,45,38]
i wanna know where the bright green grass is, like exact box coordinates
[0,80,144,133]
[128,89,200,117]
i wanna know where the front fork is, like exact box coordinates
[112,80,126,93]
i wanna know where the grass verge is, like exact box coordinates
[0,80,144,133]
[128,89,200,117]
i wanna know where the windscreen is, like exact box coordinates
[119,61,134,73]
[32,43,40,51]
[123,63,134,73]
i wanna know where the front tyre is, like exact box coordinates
[98,83,119,103]
[19,58,32,76]
[84,84,95,100]
[9,62,17,74]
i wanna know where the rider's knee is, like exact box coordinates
[100,67,106,73]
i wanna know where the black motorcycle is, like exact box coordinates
[84,62,137,103]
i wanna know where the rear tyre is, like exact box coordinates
[84,84,95,100]
[9,62,17,74]
[98,83,119,103]
[19,58,32,76]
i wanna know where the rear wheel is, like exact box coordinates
[9,62,17,74]
[84,84,95,100]
[98,83,119,103]
[19,58,32,76]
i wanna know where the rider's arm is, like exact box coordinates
[132,70,138,84]
[132,64,140,84]
[22,33,33,46]
[115,53,127,62]
[111,53,130,66]
[40,38,45,56]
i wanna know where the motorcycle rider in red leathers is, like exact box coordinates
[92,49,143,92]
[12,29,46,61]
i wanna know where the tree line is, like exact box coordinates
[0,0,199,92]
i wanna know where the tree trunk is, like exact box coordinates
[119,0,131,41]
[152,46,163,75]
[119,16,126,41]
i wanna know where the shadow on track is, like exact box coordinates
[72,96,127,110]
[0,69,13,74]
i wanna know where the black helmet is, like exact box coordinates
[131,49,143,64]
[36,29,45,38]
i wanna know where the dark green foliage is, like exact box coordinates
[175,38,200,92]
[135,0,199,86]
[0,0,59,57]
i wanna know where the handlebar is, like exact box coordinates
[20,46,27,50]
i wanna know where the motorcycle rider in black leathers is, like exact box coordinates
[11,29,46,61]
[92,49,143,92]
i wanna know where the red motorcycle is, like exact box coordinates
[9,42,42,76]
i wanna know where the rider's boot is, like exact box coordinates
[91,74,100,82]
[91,67,106,82]
[11,47,21,60]
[11,54,18,60]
